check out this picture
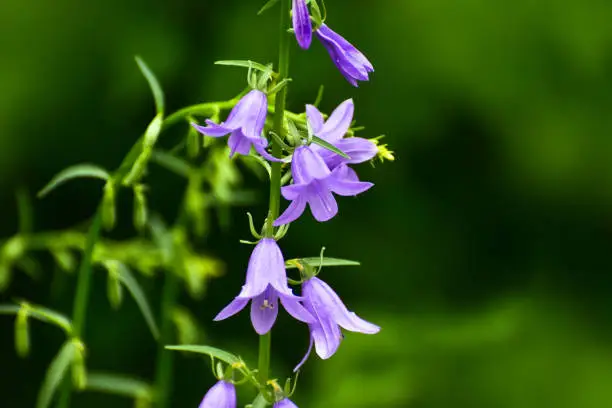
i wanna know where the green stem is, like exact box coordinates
[259,0,291,387]
[56,206,104,408]
[153,269,180,408]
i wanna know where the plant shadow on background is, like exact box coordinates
[2,0,612,408]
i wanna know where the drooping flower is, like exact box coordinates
[274,398,299,408]
[199,380,236,408]
[306,99,377,170]
[315,24,374,86]
[273,145,373,225]
[214,238,313,334]
[295,276,380,371]
[292,0,312,49]
[191,89,279,161]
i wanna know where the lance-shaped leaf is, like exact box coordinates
[257,0,280,15]
[85,372,152,400]
[36,341,77,408]
[285,257,360,269]
[215,60,271,73]
[165,345,240,365]
[135,56,165,114]
[0,303,73,335]
[114,262,160,340]
[38,164,110,198]
[311,136,351,159]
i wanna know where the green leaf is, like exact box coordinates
[215,60,271,73]
[285,257,361,269]
[165,345,240,365]
[38,164,110,198]
[257,0,280,15]
[85,372,152,399]
[251,393,270,408]
[115,263,160,340]
[36,341,77,408]
[135,56,165,114]
[0,303,73,334]
[150,149,192,178]
[311,136,351,159]
[15,307,29,357]
[133,185,148,232]
[143,113,164,149]
[104,261,123,309]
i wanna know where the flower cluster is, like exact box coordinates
[193,1,386,406]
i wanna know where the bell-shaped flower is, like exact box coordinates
[274,145,373,225]
[191,89,279,161]
[315,24,374,87]
[199,380,236,408]
[295,276,380,371]
[274,398,299,408]
[306,99,377,170]
[292,0,312,49]
[214,238,313,334]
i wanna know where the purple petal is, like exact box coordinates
[280,295,315,323]
[309,277,380,334]
[253,141,283,162]
[199,380,236,408]
[293,335,314,372]
[292,0,312,49]
[291,146,331,184]
[317,99,354,143]
[254,239,294,297]
[237,239,280,298]
[214,297,249,321]
[333,164,360,182]
[309,315,342,359]
[273,399,299,408]
[228,130,253,157]
[306,104,325,134]
[191,121,232,138]
[250,287,279,335]
[326,169,373,197]
[318,137,377,169]
[306,183,338,222]
[238,90,268,138]
[274,196,307,226]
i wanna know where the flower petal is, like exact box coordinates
[326,169,373,197]
[280,295,315,323]
[310,277,380,334]
[237,239,280,298]
[292,0,312,49]
[239,90,268,138]
[191,121,232,138]
[228,130,253,157]
[199,380,236,408]
[224,89,266,131]
[306,104,325,134]
[306,183,338,222]
[292,146,331,184]
[293,335,314,372]
[250,287,279,335]
[253,141,283,162]
[273,398,299,408]
[274,196,307,226]
[317,99,354,143]
[318,137,377,169]
[309,316,342,359]
[214,297,249,321]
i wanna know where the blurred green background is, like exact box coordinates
[2,0,612,407]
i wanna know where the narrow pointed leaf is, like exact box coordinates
[165,345,239,365]
[285,257,360,269]
[311,136,351,159]
[151,149,192,177]
[215,60,271,73]
[257,0,280,15]
[86,372,152,399]
[38,164,110,198]
[115,263,159,340]
[36,341,77,408]
[135,56,165,114]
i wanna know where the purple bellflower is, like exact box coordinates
[295,276,380,371]
[292,0,312,49]
[274,398,299,408]
[199,380,236,408]
[214,238,313,335]
[315,24,374,86]
[306,99,377,170]
[273,144,373,225]
[191,89,279,161]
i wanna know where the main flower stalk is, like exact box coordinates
[259,0,291,386]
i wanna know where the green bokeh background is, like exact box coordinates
[2,0,612,407]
